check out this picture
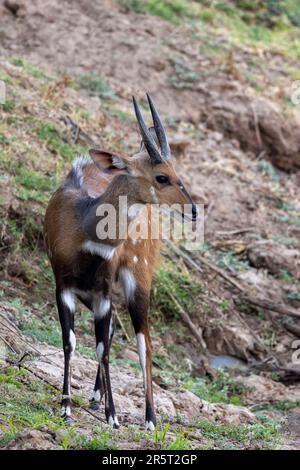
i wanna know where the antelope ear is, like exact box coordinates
[89,150,127,173]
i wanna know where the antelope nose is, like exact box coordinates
[192,205,197,221]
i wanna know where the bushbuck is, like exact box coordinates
[44,95,197,430]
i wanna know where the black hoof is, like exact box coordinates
[89,401,100,411]
[63,416,73,426]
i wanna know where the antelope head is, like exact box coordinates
[89,94,197,222]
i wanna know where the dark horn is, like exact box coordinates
[132,96,162,164]
[147,93,171,160]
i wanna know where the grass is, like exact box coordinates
[194,417,280,450]
[169,57,200,89]
[72,72,116,100]
[183,370,248,406]
[120,0,300,60]
[119,0,198,23]
[256,160,279,182]
[10,57,49,81]
[251,400,300,413]
[215,251,249,272]
[37,123,77,160]
[0,365,115,450]
[152,258,201,318]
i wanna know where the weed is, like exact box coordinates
[74,73,116,100]
[184,370,247,406]
[10,57,49,80]
[120,0,197,23]
[1,100,16,112]
[193,417,279,449]
[169,57,199,89]
[216,251,249,272]
[251,400,300,413]
[287,291,300,301]
[154,423,169,448]
[257,160,279,182]
[152,258,201,318]
[37,123,76,160]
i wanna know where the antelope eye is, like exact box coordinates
[155,175,170,185]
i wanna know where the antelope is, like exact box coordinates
[44,95,197,430]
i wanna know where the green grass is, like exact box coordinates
[183,370,247,406]
[169,57,200,89]
[36,123,77,160]
[119,0,198,23]
[251,400,300,413]
[153,422,190,450]
[152,258,201,318]
[215,251,249,272]
[72,72,116,100]
[0,100,16,112]
[0,366,116,450]
[257,160,279,182]
[194,417,279,450]
[10,57,49,80]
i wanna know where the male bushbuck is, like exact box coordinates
[44,95,197,430]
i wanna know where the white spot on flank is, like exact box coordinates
[61,289,75,312]
[96,342,104,362]
[136,333,147,391]
[69,330,76,356]
[145,421,155,432]
[93,297,111,319]
[133,255,138,263]
[118,268,136,303]
[81,240,115,260]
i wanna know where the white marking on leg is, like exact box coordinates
[133,255,138,263]
[145,421,155,431]
[61,289,75,312]
[108,415,119,427]
[119,268,136,303]
[144,258,148,265]
[61,405,71,417]
[136,333,147,391]
[96,342,104,362]
[69,330,76,357]
[81,240,115,260]
[91,389,101,402]
[93,296,111,319]
[109,317,114,341]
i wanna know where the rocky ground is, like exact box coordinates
[0,0,300,450]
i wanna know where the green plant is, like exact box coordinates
[1,100,16,112]
[74,73,116,100]
[257,160,279,182]
[154,423,169,448]
[184,370,247,405]
[152,258,201,318]
[169,58,199,89]
[10,57,49,80]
